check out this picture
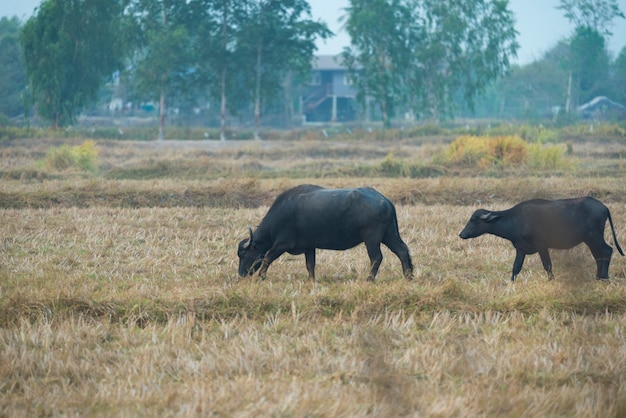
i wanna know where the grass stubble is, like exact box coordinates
[1,137,626,417]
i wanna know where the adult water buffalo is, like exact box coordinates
[237,184,413,281]
[459,196,623,281]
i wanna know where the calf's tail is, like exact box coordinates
[608,210,624,256]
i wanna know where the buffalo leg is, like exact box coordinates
[258,247,285,279]
[305,249,316,280]
[383,238,414,280]
[364,241,383,281]
[586,240,613,279]
[538,248,554,280]
[511,249,526,282]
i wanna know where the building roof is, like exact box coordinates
[577,96,626,113]
[312,55,346,70]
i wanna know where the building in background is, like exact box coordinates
[301,55,357,123]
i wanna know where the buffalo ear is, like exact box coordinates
[480,212,500,222]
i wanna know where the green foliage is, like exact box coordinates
[526,143,567,170]
[569,26,611,103]
[42,140,99,172]
[377,153,444,178]
[342,0,412,127]
[194,0,330,138]
[20,0,128,127]
[343,0,519,122]
[613,47,626,105]
[536,128,561,143]
[379,153,410,176]
[0,126,42,141]
[561,122,626,138]
[0,17,26,118]
[557,0,625,36]
[234,0,331,126]
[128,0,197,139]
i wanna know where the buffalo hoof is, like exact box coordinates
[596,276,610,281]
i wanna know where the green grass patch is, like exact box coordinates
[41,140,99,173]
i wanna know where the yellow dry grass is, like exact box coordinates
[2,202,626,416]
[2,137,626,416]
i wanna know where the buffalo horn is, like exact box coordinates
[242,226,254,249]
[480,212,491,220]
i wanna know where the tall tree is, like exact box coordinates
[412,0,518,119]
[236,0,330,137]
[568,25,610,104]
[557,0,625,36]
[21,0,128,128]
[0,17,26,119]
[129,0,194,140]
[342,0,413,127]
[558,0,623,110]
[192,0,244,141]
[342,0,518,123]
[468,41,572,120]
[612,46,626,105]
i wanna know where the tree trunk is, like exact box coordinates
[565,71,572,115]
[219,0,228,142]
[158,88,165,141]
[254,43,262,140]
[283,72,292,128]
[158,6,167,141]
[220,69,226,141]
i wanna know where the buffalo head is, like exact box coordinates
[237,227,264,277]
[459,209,501,239]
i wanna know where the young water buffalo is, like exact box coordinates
[237,184,413,281]
[459,196,623,281]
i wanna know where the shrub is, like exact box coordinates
[488,136,527,166]
[438,135,491,168]
[72,140,99,172]
[536,128,560,143]
[526,143,567,170]
[438,135,568,171]
[42,140,99,173]
[379,153,410,176]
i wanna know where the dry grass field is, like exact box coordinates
[2,134,626,417]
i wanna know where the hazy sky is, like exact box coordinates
[3,0,626,65]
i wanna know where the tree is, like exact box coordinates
[342,0,518,124]
[236,0,330,137]
[568,25,611,104]
[557,0,623,110]
[192,0,244,141]
[411,0,519,119]
[128,0,195,140]
[191,0,329,139]
[0,17,26,119]
[342,0,413,127]
[557,0,625,36]
[612,46,626,104]
[21,0,128,128]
